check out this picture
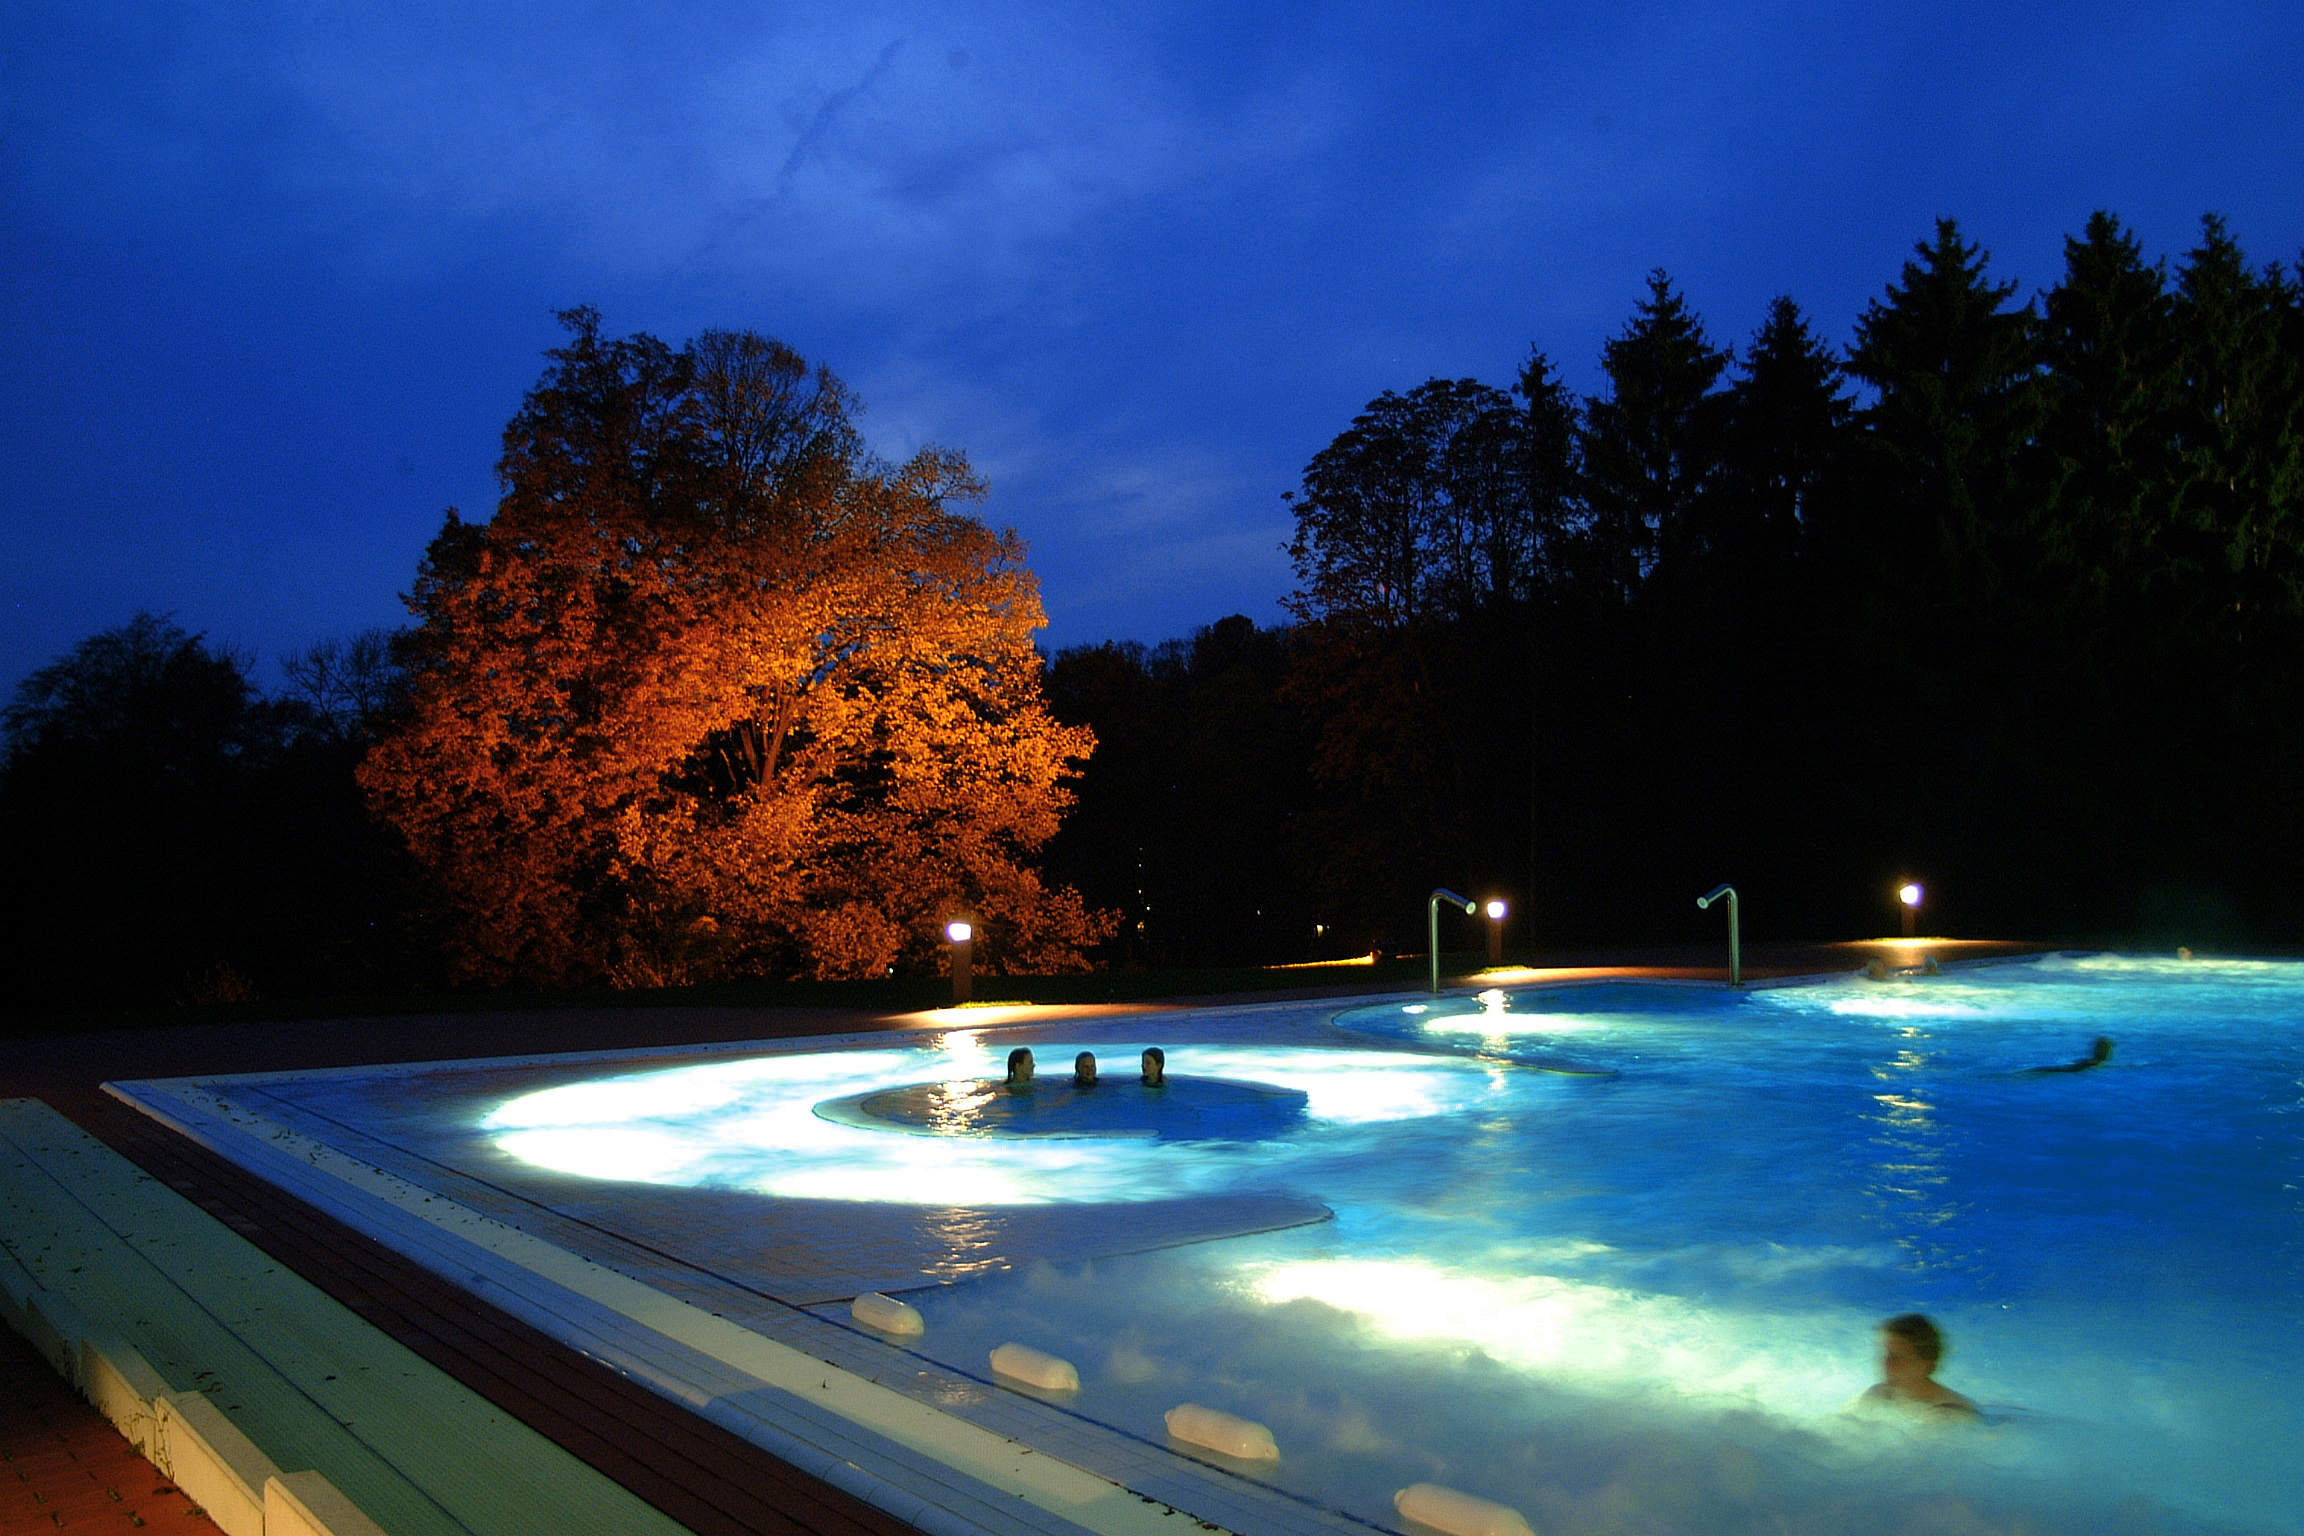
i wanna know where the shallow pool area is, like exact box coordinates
[112,955,2304,1536]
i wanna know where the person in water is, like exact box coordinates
[1858,1313,1977,1419]
[1004,1047,1035,1091]
[1141,1047,1166,1086]
[1074,1051,1098,1086]
[2022,1036,2113,1074]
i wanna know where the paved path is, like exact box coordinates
[0,1325,217,1536]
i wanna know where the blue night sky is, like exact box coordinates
[4,1,2300,694]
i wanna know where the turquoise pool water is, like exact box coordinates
[483,955,2304,1536]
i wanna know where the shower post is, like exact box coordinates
[1696,884,1740,987]
[1428,889,1476,994]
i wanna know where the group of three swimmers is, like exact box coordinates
[1001,1046,1162,1089]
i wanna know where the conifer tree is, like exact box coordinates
[1513,348,1585,584]
[2169,216,2304,639]
[1578,271,1731,593]
[1846,219,2041,597]
[1721,296,1853,569]
[2033,211,2183,625]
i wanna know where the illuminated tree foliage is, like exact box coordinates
[361,310,1110,987]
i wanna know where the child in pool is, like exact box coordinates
[1857,1313,1977,1420]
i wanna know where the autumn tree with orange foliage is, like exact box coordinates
[361,309,1112,986]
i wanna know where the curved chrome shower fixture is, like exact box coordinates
[1696,883,1741,987]
[1429,889,1478,994]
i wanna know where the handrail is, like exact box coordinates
[1428,889,1476,994]
[1695,884,1740,987]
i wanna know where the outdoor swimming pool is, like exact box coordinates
[117,955,2303,1536]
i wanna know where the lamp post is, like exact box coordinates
[1483,899,1508,965]
[946,920,974,1005]
[1696,884,1740,987]
[1428,889,1476,994]
[1898,883,1923,939]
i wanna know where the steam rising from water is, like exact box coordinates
[1242,1257,1864,1417]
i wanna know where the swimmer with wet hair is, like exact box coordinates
[1141,1047,1165,1086]
[2022,1036,2113,1074]
[1004,1047,1035,1091]
[1858,1313,1977,1419]
[1074,1051,1098,1085]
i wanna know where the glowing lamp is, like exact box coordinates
[1481,899,1507,966]
[945,920,974,1004]
[1896,881,1923,939]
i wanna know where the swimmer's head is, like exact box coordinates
[1005,1047,1035,1087]
[1881,1312,1945,1370]
[1141,1047,1165,1085]
[1074,1051,1097,1085]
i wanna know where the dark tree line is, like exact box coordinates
[0,617,424,1011]
[1045,215,2304,959]
[6,213,2300,1009]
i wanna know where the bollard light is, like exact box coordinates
[1897,882,1923,938]
[946,920,975,1004]
[1482,899,1507,964]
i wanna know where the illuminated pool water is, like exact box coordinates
[126,955,2295,1536]
[457,954,2304,1536]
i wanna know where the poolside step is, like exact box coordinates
[0,1098,699,1536]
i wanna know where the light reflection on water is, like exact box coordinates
[484,955,2304,1535]
[1862,1034,1971,1275]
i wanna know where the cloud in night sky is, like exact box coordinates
[3,0,2300,690]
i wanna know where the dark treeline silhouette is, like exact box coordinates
[5,213,2300,1009]
[0,617,428,1011]
[1044,215,2304,960]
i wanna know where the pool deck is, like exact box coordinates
[0,939,2051,1536]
